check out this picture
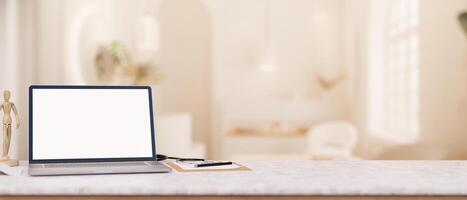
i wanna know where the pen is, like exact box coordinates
[195,161,233,168]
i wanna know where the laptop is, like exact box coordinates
[28,85,171,176]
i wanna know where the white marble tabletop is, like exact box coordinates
[1,160,467,196]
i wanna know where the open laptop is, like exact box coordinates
[28,85,171,176]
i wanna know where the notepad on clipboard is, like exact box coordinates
[166,160,251,172]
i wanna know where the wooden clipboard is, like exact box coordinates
[166,161,251,172]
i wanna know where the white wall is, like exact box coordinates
[209,0,350,105]
[6,0,354,160]
[342,0,370,157]
[156,0,212,155]
[0,0,38,160]
[208,0,352,159]
[7,0,467,160]
[36,0,64,83]
[0,1,5,74]
[0,0,18,95]
[0,0,20,159]
[419,0,467,151]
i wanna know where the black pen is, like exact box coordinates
[195,161,233,168]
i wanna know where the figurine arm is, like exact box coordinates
[0,104,2,112]
[11,103,19,129]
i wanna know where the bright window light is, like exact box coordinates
[367,0,420,143]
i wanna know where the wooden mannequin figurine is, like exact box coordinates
[0,90,19,166]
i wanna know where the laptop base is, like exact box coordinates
[29,161,171,176]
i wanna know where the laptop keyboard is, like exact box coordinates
[42,162,154,168]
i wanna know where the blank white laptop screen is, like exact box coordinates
[32,88,154,160]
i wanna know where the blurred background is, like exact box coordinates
[1,0,467,160]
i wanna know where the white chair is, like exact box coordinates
[306,121,358,160]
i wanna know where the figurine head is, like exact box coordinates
[3,90,11,101]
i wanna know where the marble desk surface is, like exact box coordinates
[1,160,467,196]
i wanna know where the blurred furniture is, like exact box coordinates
[225,134,308,160]
[306,121,358,160]
[374,144,467,160]
[374,144,449,160]
[230,153,310,161]
[222,99,339,160]
[459,12,467,35]
[225,120,309,137]
[4,160,467,199]
[156,113,205,158]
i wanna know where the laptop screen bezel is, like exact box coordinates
[29,85,157,163]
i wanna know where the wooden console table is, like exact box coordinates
[1,161,467,199]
